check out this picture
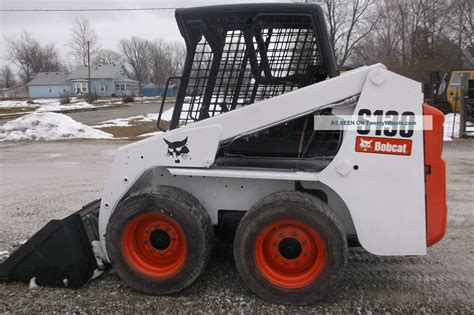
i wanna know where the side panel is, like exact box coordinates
[149,168,293,224]
[319,68,427,255]
[423,104,447,246]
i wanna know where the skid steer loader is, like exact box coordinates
[0,3,447,305]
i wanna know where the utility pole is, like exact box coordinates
[87,41,91,97]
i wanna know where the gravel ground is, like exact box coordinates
[0,139,472,313]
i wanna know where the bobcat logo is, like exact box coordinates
[164,137,190,163]
[359,138,373,151]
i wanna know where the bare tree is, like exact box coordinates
[94,49,123,65]
[69,16,100,66]
[449,0,473,67]
[167,41,186,77]
[353,0,462,82]
[298,0,378,65]
[0,65,17,88]
[148,39,168,85]
[148,40,186,85]
[119,36,150,91]
[5,31,62,83]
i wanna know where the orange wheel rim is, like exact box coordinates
[122,213,186,278]
[254,219,327,289]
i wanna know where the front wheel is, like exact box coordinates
[233,191,347,305]
[105,186,213,295]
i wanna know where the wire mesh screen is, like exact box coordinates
[175,14,326,127]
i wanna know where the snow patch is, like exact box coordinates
[0,98,70,108]
[91,240,107,269]
[0,250,9,258]
[0,100,31,108]
[93,113,158,128]
[137,131,163,138]
[91,269,104,280]
[444,113,474,141]
[63,278,69,287]
[29,277,39,289]
[88,242,107,281]
[36,101,94,112]
[0,112,113,141]
[160,104,187,121]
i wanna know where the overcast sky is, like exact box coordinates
[0,0,287,69]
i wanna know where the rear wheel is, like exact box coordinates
[106,186,213,294]
[234,191,347,305]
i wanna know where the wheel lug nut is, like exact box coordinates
[155,224,159,228]
[144,240,147,244]
[302,240,307,245]
[273,242,277,247]
[274,253,278,258]
[279,233,284,238]
[284,261,288,265]
[303,252,307,256]
[169,248,173,252]
[145,230,149,234]
[171,237,176,241]
[160,252,164,256]
[150,249,154,253]
[296,261,300,265]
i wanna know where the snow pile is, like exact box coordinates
[0,112,113,141]
[29,277,39,289]
[444,113,474,141]
[37,101,94,112]
[93,113,158,128]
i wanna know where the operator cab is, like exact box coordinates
[157,4,343,171]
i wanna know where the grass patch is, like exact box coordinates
[96,120,170,139]
[0,107,37,115]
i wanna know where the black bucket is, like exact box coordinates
[0,200,101,288]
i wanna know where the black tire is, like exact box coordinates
[106,185,213,295]
[233,191,347,305]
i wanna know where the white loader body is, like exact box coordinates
[98,64,427,258]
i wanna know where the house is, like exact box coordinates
[27,64,140,98]
[143,83,179,97]
[68,64,139,97]
[27,72,69,98]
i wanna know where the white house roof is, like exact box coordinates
[68,64,125,80]
[27,71,69,86]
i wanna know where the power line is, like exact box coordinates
[0,7,181,12]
